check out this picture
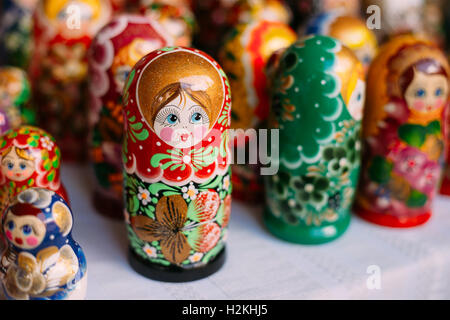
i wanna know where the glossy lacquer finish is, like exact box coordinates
[123,47,232,282]
[219,19,296,202]
[355,36,449,228]
[264,35,365,244]
[1,188,87,300]
[88,14,173,219]
[30,0,112,162]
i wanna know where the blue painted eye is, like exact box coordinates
[166,114,178,125]
[7,162,13,170]
[415,89,426,97]
[22,225,32,235]
[7,221,14,230]
[20,163,26,170]
[435,88,443,96]
[191,112,202,123]
[357,93,362,101]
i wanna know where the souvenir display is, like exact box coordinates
[30,0,112,162]
[1,188,87,300]
[88,14,173,218]
[228,0,291,26]
[0,67,32,135]
[288,0,361,31]
[123,47,232,282]
[0,126,68,216]
[305,13,378,74]
[0,0,38,68]
[264,35,365,244]
[355,36,449,227]
[140,1,195,46]
[219,20,296,202]
[362,0,444,46]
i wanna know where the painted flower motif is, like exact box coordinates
[142,244,158,259]
[222,175,230,191]
[137,186,151,205]
[291,175,330,206]
[182,182,198,201]
[188,252,204,264]
[392,147,427,181]
[187,190,221,222]
[194,223,221,253]
[416,161,440,194]
[132,195,191,265]
[39,136,54,151]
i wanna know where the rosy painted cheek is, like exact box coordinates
[160,127,174,142]
[413,100,425,110]
[435,98,443,108]
[5,230,12,240]
[26,236,38,246]
[193,125,207,140]
[7,171,13,178]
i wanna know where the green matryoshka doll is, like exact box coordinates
[264,35,366,244]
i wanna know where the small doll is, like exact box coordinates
[88,14,173,218]
[140,1,196,46]
[304,12,378,74]
[0,126,68,216]
[0,67,33,135]
[264,35,365,244]
[123,47,232,281]
[0,0,38,68]
[355,35,449,227]
[227,0,292,26]
[30,0,112,162]
[1,188,87,300]
[219,19,296,202]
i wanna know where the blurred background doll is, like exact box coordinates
[88,14,173,219]
[0,0,39,69]
[29,0,112,162]
[354,36,449,227]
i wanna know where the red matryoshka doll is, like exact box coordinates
[88,14,173,218]
[140,0,196,47]
[219,20,296,202]
[0,67,32,135]
[123,47,232,282]
[30,0,112,162]
[355,36,450,227]
[0,126,68,216]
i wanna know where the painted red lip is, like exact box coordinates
[14,237,23,245]
[180,134,189,142]
[15,173,21,177]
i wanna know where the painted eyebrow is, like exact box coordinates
[162,104,181,110]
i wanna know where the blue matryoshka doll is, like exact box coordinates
[0,188,87,300]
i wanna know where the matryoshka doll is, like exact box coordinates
[123,47,232,281]
[140,0,196,47]
[0,126,68,216]
[219,20,296,202]
[88,14,173,218]
[1,188,87,300]
[354,36,449,227]
[0,67,32,135]
[30,0,112,162]
[0,0,39,68]
[227,0,292,26]
[264,35,365,244]
[304,12,378,74]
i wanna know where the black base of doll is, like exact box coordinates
[128,247,226,282]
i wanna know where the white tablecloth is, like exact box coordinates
[2,164,450,300]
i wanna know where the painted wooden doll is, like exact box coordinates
[30,0,112,162]
[1,188,87,300]
[123,47,232,282]
[0,0,38,68]
[0,67,32,135]
[354,36,449,227]
[305,13,378,74]
[88,15,173,219]
[228,0,292,26]
[219,20,296,202]
[0,126,69,216]
[140,1,195,46]
[264,35,365,244]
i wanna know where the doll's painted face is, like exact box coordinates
[153,93,211,149]
[0,69,22,106]
[1,147,36,182]
[404,70,448,113]
[347,79,366,121]
[3,212,46,249]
